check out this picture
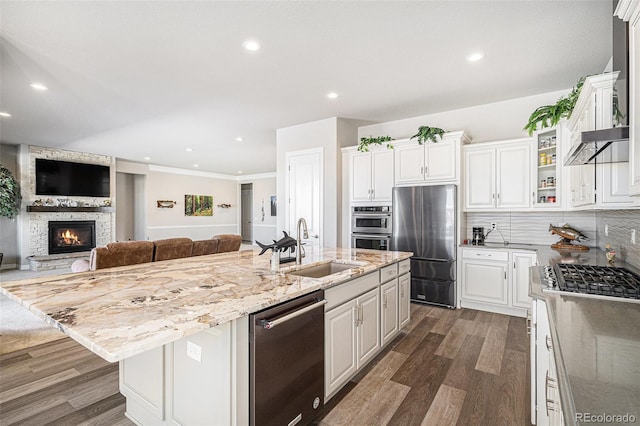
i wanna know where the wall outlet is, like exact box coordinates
[604,224,609,237]
[632,229,637,245]
[187,341,202,362]
[490,222,497,230]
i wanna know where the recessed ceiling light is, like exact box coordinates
[238,171,243,174]
[235,137,244,142]
[466,52,485,62]
[185,148,193,152]
[242,40,261,51]
[0,112,11,117]
[143,156,151,160]
[327,92,339,99]
[193,164,199,168]
[30,82,48,91]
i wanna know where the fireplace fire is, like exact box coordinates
[48,221,96,255]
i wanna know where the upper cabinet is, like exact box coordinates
[464,138,532,211]
[616,1,640,195]
[394,131,470,185]
[350,149,394,203]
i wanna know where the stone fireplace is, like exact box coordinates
[48,220,96,255]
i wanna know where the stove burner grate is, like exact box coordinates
[553,264,640,300]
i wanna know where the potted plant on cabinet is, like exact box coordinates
[0,164,22,268]
[357,125,447,152]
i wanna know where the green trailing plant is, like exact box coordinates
[410,126,446,144]
[0,164,21,219]
[357,135,395,152]
[524,77,586,135]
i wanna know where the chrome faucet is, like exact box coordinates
[296,218,309,264]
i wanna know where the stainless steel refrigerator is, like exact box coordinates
[391,185,456,308]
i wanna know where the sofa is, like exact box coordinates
[77,234,243,271]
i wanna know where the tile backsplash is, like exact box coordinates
[596,210,640,269]
[465,211,597,247]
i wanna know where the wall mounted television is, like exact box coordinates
[35,158,110,197]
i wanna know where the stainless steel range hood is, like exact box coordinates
[564,126,629,166]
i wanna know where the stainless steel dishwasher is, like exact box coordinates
[249,289,325,426]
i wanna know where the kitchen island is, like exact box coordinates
[0,247,412,425]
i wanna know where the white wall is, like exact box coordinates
[240,176,277,245]
[357,89,571,143]
[276,117,360,248]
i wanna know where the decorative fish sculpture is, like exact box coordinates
[256,231,297,255]
[549,223,589,242]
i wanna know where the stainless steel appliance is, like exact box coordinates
[539,264,640,304]
[351,206,392,234]
[249,290,326,426]
[472,227,485,245]
[351,233,390,251]
[391,185,457,308]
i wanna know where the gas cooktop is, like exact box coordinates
[540,264,640,303]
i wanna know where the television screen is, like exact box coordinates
[35,159,110,197]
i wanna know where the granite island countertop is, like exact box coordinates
[0,247,412,362]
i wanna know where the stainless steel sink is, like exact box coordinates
[287,262,359,278]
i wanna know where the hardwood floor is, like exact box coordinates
[0,304,529,425]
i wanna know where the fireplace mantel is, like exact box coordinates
[26,206,113,213]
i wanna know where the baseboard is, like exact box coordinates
[0,263,17,270]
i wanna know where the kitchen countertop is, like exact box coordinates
[0,248,412,362]
[529,249,640,425]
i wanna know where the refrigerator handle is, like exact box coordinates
[413,257,453,263]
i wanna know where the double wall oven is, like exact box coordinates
[351,206,391,251]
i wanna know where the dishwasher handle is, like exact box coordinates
[261,299,327,330]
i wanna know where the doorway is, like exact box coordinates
[241,183,253,243]
[285,148,322,249]
[116,172,146,241]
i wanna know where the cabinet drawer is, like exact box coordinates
[380,264,398,283]
[398,259,410,275]
[325,272,378,311]
[462,248,508,262]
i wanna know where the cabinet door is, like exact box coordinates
[496,143,531,209]
[461,260,508,305]
[357,288,380,368]
[599,163,638,205]
[381,279,399,347]
[464,148,495,209]
[398,273,410,328]
[351,152,372,202]
[630,7,640,195]
[511,252,537,309]
[371,149,394,202]
[425,140,456,181]
[535,300,551,426]
[395,144,425,183]
[325,300,357,398]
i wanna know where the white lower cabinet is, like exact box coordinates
[399,273,410,328]
[381,278,399,347]
[357,288,381,368]
[460,248,535,317]
[325,299,358,398]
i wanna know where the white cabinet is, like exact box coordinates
[461,254,509,306]
[357,288,381,368]
[325,299,358,398]
[398,272,410,328]
[460,248,536,317]
[380,278,399,347]
[394,131,469,185]
[511,251,537,309]
[350,149,393,203]
[464,138,532,211]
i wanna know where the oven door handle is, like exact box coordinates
[353,214,392,219]
[352,234,391,239]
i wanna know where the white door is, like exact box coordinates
[464,148,495,209]
[425,140,456,181]
[394,144,425,183]
[325,300,357,398]
[381,279,399,346]
[512,252,537,309]
[399,273,411,328]
[356,288,380,369]
[371,149,393,202]
[286,149,322,249]
[351,152,372,202]
[496,143,531,209]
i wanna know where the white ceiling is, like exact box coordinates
[0,1,613,175]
